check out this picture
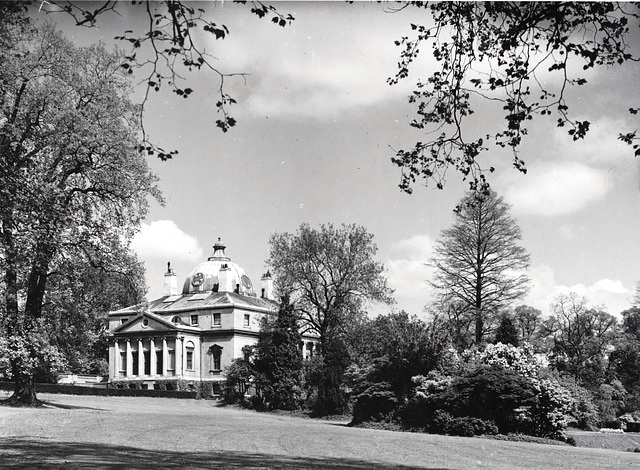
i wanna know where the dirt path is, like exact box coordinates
[1,393,638,469]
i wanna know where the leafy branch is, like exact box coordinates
[38,0,295,159]
[389,1,639,193]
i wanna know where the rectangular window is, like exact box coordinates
[186,351,193,370]
[119,351,126,376]
[212,352,221,371]
[244,314,250,327]
[213,313,221,326]
[190,314,199,326]
[156,350,163,375]
[143,350,151,375]
[131,351,139,376]
[168,350,175,373]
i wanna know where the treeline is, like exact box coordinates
[225,298,640,440]
[224,199,640,441]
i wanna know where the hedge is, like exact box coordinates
[0,381,196,399]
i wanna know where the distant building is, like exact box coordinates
[106,239,316,393]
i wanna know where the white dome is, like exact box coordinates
[182,239,256,296]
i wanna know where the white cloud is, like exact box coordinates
[502,161,611,216]
[131,220,203,263]
[385,235,437,308]
[205,3,414,119]
[523,264,635,316]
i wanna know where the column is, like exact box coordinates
[138,338,144,376]
[150,338,156,376]
[111,340,119,379]
[181,336,186,375]
[126,339,132,377]
[175,336,182,376]
[162,337,168,376]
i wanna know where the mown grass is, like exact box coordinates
[1,392,639,469]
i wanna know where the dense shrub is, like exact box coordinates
[530,379,574,438]
[449,416,498,437]
[223,354,254,404]
[562,382,599,429]
[305,338,351,416]
[351,380,398,424]
[401,362,574,438]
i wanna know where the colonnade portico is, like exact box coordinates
[112,336,186,379]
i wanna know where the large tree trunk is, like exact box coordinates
[8,359,39,406]
[2,231,53,406]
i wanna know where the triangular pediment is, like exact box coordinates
[113,312,177,334]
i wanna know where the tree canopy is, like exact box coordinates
[0,14,159,404]
[389,2,640,192]
[430,190,530,344]
[267,223,393,346]
[542,293,617,384]
[27,0,295,158]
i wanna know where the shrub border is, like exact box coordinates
[0,381,196,399]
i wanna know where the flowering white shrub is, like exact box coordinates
[412,371,453,398]
[531,378,574,437]
[464,342,543,378]
[600,428,625,433]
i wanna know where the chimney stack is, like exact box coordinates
[163,262,178,296]
[261,270,274,300]
[218,263,234,293]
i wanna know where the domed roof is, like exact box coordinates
[182,239,256,296]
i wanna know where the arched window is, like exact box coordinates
[210,344,223,372]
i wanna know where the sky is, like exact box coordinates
[41,1,640,318]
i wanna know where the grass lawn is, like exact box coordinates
[1,392,639,469]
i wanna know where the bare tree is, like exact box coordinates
[430,190,530,344]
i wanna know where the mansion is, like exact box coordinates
[107,239,315,392]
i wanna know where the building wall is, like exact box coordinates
[108,302,276,386]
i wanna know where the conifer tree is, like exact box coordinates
[254,296,303,410]
[430,191,530,344]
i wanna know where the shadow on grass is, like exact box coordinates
[41,401,107,411]
[0,398,105,411]
[0,437,447,469]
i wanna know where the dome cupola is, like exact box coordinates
[182,238,256,296]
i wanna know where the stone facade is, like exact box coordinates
[106,239,316,392]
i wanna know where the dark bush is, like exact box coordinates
[430,410,498,436]
[449,417,499,436]
[351,381,398,424]
[399,366,540,435]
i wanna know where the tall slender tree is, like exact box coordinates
[430,190,530,344]
[0,15,159,404]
